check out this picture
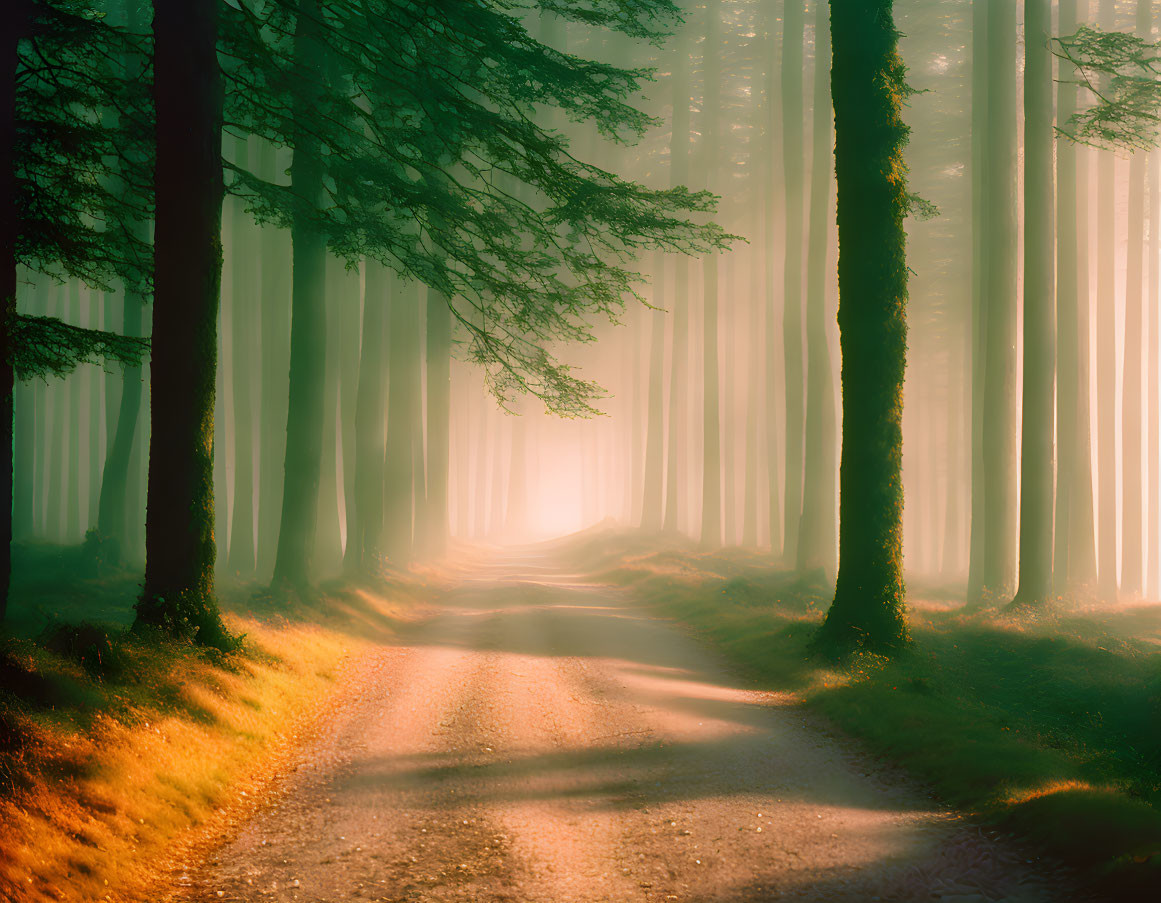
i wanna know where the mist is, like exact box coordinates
[5,1,1161,900]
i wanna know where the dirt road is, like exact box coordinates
[178,553,1065,902]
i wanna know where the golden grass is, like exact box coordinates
[0,583,412,903]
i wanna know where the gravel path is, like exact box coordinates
[177,553,1069,902]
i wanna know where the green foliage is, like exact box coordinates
[221,0,735,415]
[10,312,148,381]
[1057,25,1161,151]
[17,1,152,292]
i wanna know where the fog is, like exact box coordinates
[11,0,1161,606]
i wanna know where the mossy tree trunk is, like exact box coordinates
[817,0,909,653]
[135,0,229,647]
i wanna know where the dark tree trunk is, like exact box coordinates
[817,0,909,653]
[0,2,31,620]
[135,0,229,647]
[271,0,328,590]
[1014,0,1056,606]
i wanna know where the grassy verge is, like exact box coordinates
[0,543,421,903]
[566,530,1161,899]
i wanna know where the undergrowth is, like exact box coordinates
[0,541,420,903]
[568,529,1161,900]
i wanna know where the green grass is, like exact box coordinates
[575,531,1161,898]
[0,540,421,903]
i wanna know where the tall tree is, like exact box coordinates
[1120,0,1153,598]
[227,134,258,574]
[426,287,452,556]
[1150,145,1161,598]
[797,0,837,578]
[383,280,418,564]
[8,0,149,619]
[980,0,1019,598]
[782,0,806,564]
[700,0,722,548]
[640,253,666,531]
[1014,0,1057,606]
[135,0,230,646]
[817,0,909,652]
[663,24,692,537]
[345,260,388,573]
[1096,0,1119,602]
[966,0,988,605]
[270,0,329,590]
[1054,0,1098,594]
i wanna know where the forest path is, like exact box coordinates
[177,549,1062,903]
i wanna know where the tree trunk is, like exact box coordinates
[227,135,257,574]
[663,27,691,537]
[1094,0,1119,601]
[136,0,229,646]
[0,1,26,618]
[980,0,1019,598]
[13,276,40,543]
[797,0,837,579]
[383,280,417,564]
[271,0,329,590]
[1150,138,1161,598]
[339,258,362,565]
[97,277,145,560]
[425,288,452,556]
[1014,0,1056,606]
[346,260,388,572]
[781,0,806,565]
[700,0,722,549]
[1055,0,1085,592]
[257,141,291,579]
[1120,0,1152,598]
[640,254,666,531]
[66,281,81,541]
[966,0,988,605]
[818,0,909,652]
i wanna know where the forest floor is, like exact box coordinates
[167,542,1069,903]
[0,542,430,903]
